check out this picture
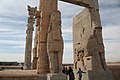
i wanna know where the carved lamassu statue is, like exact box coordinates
[47,10,63,73]
[75,27,109,71]
[86,27,108,71]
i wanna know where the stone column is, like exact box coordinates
[47,10,63,73]
[37,0,52,74]
[47,0,63,73]
[46,1,67,79]
[32,10,40,69]
[24,5,37,70]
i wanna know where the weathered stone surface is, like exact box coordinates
[60,0,99,9]
[73,8,113,80]
[37,0,64,74]
[37,42,50,74]
[32,10,41,69]
[82,70,113,80]
[37,0,52,74]
[73,8,106,71]
[47,10,63,73]
[28,5,37,17]
[24,5,36,70]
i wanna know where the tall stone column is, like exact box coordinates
[32,10,40,69]
[37,0,52,74]
[24,5,37,70]
[37,0,65,75]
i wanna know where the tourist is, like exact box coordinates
[62,67,68,75]
[68,67,75,80]
[77,68,86,80]
[62,67,66,74]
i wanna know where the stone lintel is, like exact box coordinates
[60,0,88,7]
[59,0,99,9]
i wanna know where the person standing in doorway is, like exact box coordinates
[77,68,86,80]
[68,67,75,80]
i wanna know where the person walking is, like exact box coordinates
[68,67,75,80]
[77,68,86,80]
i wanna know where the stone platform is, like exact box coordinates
[0,70,67,80]
[82,70,113,80]
[0,70,47,80]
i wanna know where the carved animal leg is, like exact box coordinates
[49,51,59,73]
[80,57,85,70]
[58,51,63,73]
[100,52,108,71]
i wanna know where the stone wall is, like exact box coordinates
[73,8,108,71]
[73,7,113,80]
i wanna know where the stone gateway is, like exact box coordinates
[0,0,113,80]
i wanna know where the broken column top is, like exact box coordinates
[28,5,37,16]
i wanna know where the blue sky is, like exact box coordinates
[0,0,120,63]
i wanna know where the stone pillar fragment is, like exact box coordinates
[24,5,37,70]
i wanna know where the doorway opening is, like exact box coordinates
[58,1,84,64]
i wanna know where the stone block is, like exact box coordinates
[47,73,67,80]
[82,70,113,80]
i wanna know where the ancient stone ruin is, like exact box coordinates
[73,8,113,80]
[0,0,113,80]
[24,5,37,70]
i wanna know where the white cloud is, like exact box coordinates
[0,53,24,62]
